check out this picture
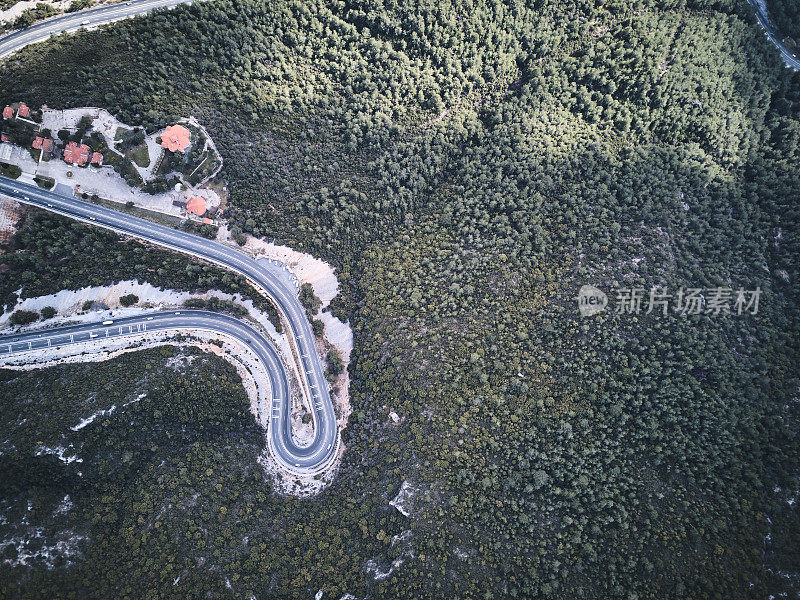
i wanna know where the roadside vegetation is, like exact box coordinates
[769,0,800,40]
[8,308,38,325]
[0,0,116,34]
[66,0,93,12]
[118,293,138,307]
[1,2,58,33]
[33,174,54,189]
[0,162,21,179]
[183,296,247,317]
[0,210,283,330]
[0,0,799,598]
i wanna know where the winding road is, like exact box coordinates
[0,0,191,59]
[0,310,337,471]
[748,0,800,70]
[0,176,339,474]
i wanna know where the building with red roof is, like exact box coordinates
[17,104,29,118]
[160,124,191,153]
[2,107,12,120]
[63,141,91,166]
[1,133,8,143]
[186,196,206,216]
[91,152,103,165]
[33,137,54,152]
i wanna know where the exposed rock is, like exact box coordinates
[390,480,420,517]
[365,529,413,582]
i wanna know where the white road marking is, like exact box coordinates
[0,180,340,473]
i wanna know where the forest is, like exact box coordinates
[769,0,800,39]
[0,0,799,598]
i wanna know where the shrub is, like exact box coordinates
[326,349,344,375]
[119,294,139,307]
[9,310,39,326]
[312,319,324,336]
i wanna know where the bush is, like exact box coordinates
[40,306,57,320]
[12,2,59,29]
[111,156,144,188]
[119,294,139,307]
[0,163,21,179]
[116,128,146,152]
[312,318,324,336]
[33,175,55,189]
[199,224,218,239]
[231,226,248,246]
[182,296,247,317]
[9,310,38,326]
[299,283,322,314]
[326,349,344,376]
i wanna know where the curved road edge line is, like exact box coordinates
[0,177,340,475]
[0,310,342,476]
[0,0,194,60]
[0,176,335,469]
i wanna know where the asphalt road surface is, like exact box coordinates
[0,0,191,59]
[0,176,338,474]
[748,0,800,71]
[0,310,336,471]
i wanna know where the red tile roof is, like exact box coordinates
[63,141,91,165]
[2,107,12,119]
[202,217,213,224]
[160,124,190,153]
[91,152,103,164]
[1,133,8,143]
[32,136,44,149]
[17,104,29,118]
[186,196,206,216]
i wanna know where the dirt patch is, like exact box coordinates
[0,196,24,244]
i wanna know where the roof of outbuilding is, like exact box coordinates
[161,124,191,152]
[186,196,206,216]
